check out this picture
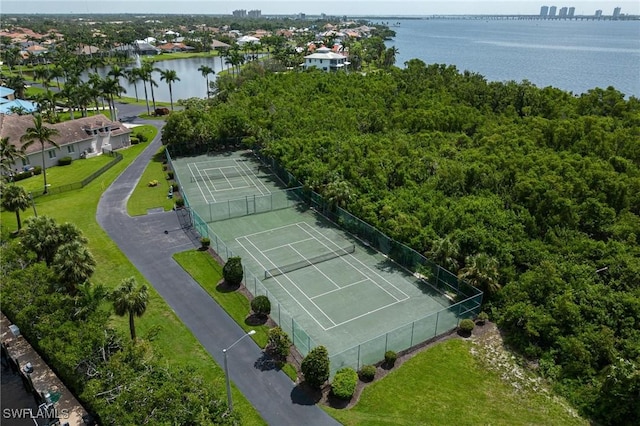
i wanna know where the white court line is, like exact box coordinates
[235,159,271,195]
[236,236,336,330]
[296,222,411,302]
[324,297,408,330]
[310,278,370,299]
[288,244,341,290]
[234,160,267,196]
[262,237,316,253]
[188,162,216,203]
[241,222,304,238]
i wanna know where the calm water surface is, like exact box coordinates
[388,19,640,97]
[82,56,228,103]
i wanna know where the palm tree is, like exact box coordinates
[140,62,159,112]
[428,236,461,272]
[112,276,149,341]
[125,68,142,102]
[458,253,500,296]
[159,69,180,111]
[7,75,27,99]
[52,240,96,294]
[20,114,60,194]
[1,184,30,230]
[0,137,26,175]
[73,281,107,320]
[197,65,214,98]
[101,76,126,121]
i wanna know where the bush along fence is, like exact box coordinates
[31,151,123,199]
[166,147,483,376]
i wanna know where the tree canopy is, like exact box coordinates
[163,62,640,424]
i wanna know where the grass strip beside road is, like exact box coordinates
[173,250,270,348]
[324,339,587,426]
[127,144,175,215]
[0,141,265,425]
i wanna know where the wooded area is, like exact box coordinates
[163,62,640,424]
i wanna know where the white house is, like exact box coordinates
[303,46,348,72]
[0,114,132,172]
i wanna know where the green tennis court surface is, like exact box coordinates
[173,151,459,370]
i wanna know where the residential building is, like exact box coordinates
[559,7,568,17]
[540,6,549,16]
[0,114,131,171]
[595,9,603,18]
[613,7,622,18]
[248,10,261,18]
[568,7,576,17]
[303,46,348,72]
[233,9,247,18]
[0,87,38,115]
[549,6,557,16]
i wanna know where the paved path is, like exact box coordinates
[97,109,340,426]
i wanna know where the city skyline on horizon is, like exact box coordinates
[1,1,638,16]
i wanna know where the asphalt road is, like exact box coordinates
[96,108,340,426]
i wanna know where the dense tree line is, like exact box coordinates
[0,217,238,425]
[163,63,640,424]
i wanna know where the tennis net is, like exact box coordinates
[190,169,247,182]
[264,244,355,279]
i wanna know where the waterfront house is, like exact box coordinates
[303,46,348,72]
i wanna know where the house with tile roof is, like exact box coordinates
[0,114,131,171]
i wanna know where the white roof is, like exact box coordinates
[304,47,346,60]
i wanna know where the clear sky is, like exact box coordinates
[1,1,638,16]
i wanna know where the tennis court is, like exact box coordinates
[171,151,301,222]
[212,207,454,358]
[172,150,463,370]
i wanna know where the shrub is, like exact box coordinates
[130,137,140,145]
[175,198,185,208]
[251,295,271,318]
[222,257,243,286]
[331,367,358,399]
[476,311,489,325]
[33,166,42,175]
[384,350,397,367]
[459,318,475,335]
[58,156,72,166]
[136,132,148,142]
[267,327,291,360]
[148,180,158,187]
[200,237,210,249]
[301,346,330,388]
[358,365,376,382]
[171,183,179,192]
[167,171,174,180]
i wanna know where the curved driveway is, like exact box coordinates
[97,106,340,426]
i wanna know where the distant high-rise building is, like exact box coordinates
[613,7,622,18]
[232,9,247,18]
[248,9,261,18]
[540,6,549,16]
[559,7,568,17]
[549,6,557,16]
[595,9,603,18]
[568,7,575,17]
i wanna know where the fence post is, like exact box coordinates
[385,333,388,352]
[410,321,415,347]
[434,311,439,337]
[357,345,361,370]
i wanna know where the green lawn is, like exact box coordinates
[324,339,587,426]
[15,155,114,195]
[0,142,265,425]
[173,250,299,382]
[127,145,175,215]
[173,250,270,348]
